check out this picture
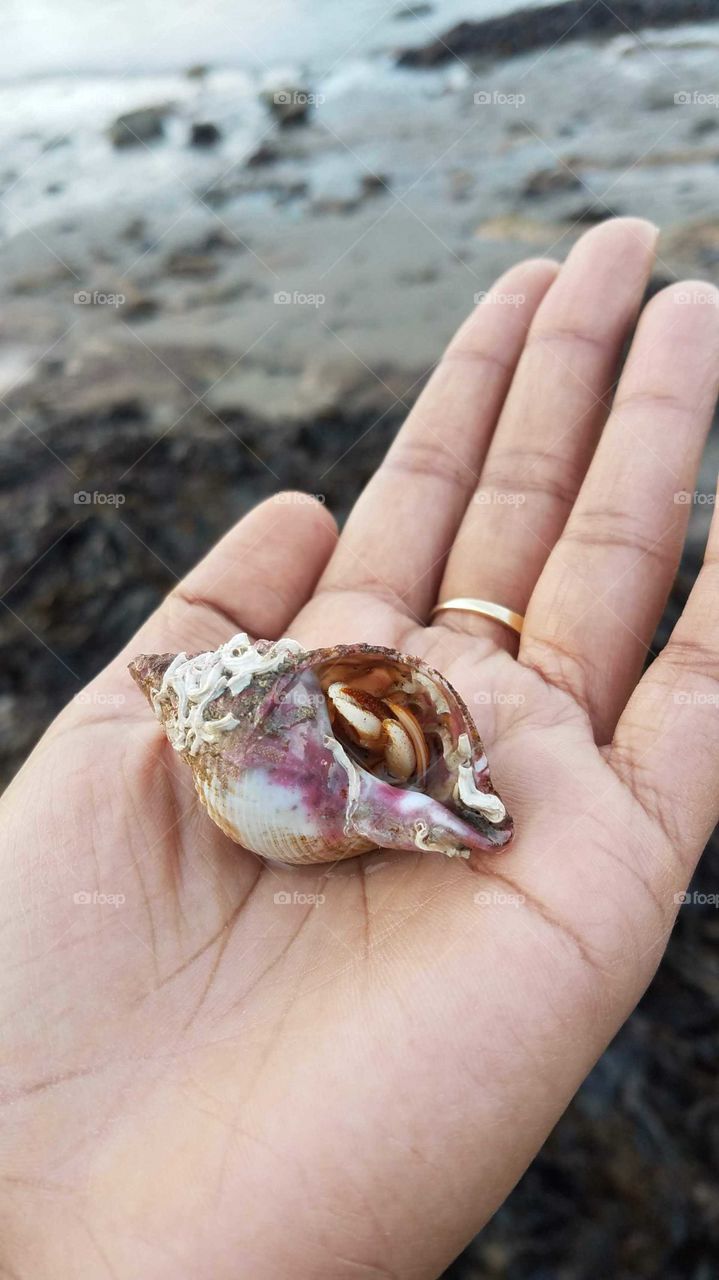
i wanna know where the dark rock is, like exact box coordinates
[394,2,433,15]
[566,203,619,224]
[361,172,390,196]
[121,217,147,242]
[122,296,159,321]
[505,120,533,139]
[398,0,719,66]
[200,175,307,207]
[201,228,241,251]
[691,118,718,138]
[643,272,676,303]
[523,166,583,197]
[246,142,279,167]
[189,121,222,147]
[108,105,172,148]
[262,85,314,126]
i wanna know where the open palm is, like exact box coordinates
[3,218,719,1279]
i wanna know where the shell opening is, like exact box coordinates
[326,681,430,786]
[316,654,507,832]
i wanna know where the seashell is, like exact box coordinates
[129,632,513,866]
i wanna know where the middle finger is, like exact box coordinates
[307,256,558,635]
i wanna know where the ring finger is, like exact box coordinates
[435,218,659,648]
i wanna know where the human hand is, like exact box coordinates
[2,218,718,1279]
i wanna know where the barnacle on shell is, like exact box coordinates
[129,633,513,866]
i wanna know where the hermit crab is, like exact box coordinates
[129,633,513,866]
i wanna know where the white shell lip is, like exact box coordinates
[129,632,514,864]
[455,733,506,822]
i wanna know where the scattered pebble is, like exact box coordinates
[523,166,583,197]
[189,121,222,148]
[262,83,314,126]
[108,105,172,148]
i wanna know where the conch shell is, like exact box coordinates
[129,633,513,866]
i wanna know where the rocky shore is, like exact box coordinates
[3,4,719,780]
[398,0,719,63]
[1,3,718,1274]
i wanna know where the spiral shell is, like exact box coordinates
[129,632,513,866]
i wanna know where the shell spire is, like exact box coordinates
[129,632,513,866]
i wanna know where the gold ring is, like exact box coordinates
[431,597,524,636]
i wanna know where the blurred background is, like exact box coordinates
[2,1,719,1275]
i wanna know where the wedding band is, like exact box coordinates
[431,597,524,636]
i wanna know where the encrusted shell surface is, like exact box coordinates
[129,633,513,866]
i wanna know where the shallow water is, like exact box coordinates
[3,0,718,241]
[0,0,549,234]
[3,0,553,81]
